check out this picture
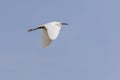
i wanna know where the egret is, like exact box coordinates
[28,21,68,48]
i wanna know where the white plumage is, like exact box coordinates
[42,28,52,48]
[28,21,68,48]
[44,22,61,40]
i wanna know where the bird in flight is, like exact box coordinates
[28,21,68,48]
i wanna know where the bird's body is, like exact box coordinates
[44,22,61,40]
[28,21,68,48]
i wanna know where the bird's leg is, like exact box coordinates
[28,26,45,32]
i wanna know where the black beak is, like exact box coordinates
[62,23,69,25]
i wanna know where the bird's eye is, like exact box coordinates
[56,24,61,26]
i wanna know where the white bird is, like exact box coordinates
[28,21,68,48]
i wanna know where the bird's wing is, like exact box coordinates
[42,28,52,48]
[46,25,61,40]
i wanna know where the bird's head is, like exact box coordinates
[51,22,68,27]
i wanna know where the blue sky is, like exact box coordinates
[0,0,120,80]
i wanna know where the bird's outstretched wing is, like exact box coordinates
[45,25,61,40]
[42,28,52,48]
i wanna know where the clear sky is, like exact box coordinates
[0,0,120,80]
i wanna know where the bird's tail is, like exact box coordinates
[28,26,45,32]
[28,28,37,32]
